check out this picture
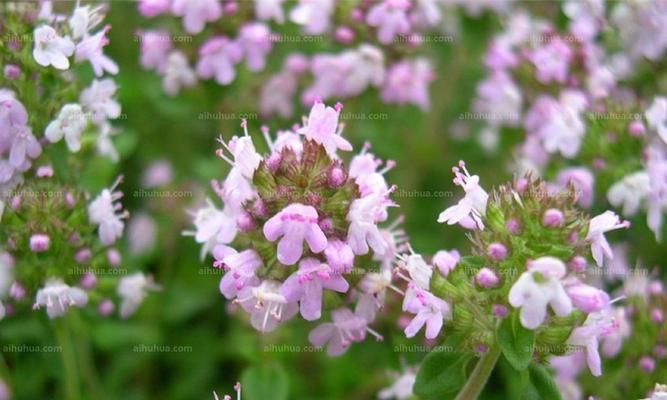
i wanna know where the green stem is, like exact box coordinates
[54,320,81,400]
[454,345,501,400]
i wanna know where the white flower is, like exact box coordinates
[607,171,650,216]
[95,122,119,162]
[79,79,121,125]
[508,257,573,329]
[438,161,488,229]
[162,51,197,96]
[69,5,104,39]
[32,25,75,70]
[645,97,667,144]
[289,0,334,34]
[378,368,416,400]
[88,186,125,245]
[33,279,88,318]
[586,211,629,267]
[346,193,390,256]
[0,253,13,321]
[117,273,159,318]
[397,253,433,290]
[255,0,286,23]
[188,199,238,259]
[45,104,88,152]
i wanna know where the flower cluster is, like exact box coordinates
[133,0,521,112]
[470,2,667,241]
[397,162,628,379]
[0,2,154,321]
[188,101,404,355]
[552,274,666,399]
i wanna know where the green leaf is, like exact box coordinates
[496,312,535,371]
[521,364,562,400]
[414,347,474,399]
[241,362,289,400]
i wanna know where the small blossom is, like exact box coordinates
[308,307,368,356]
[567,308,620,377]
[564,280,610,313]
[487,243,507,260]
[162,51,197,95]
[402,284,451,339]
[238,23,272,72]
[29,234,50,252]
[438,161,488,229]
[542,208,564,227]
[586,211,630,267]
[75,26,119,77]
[117,273,158,318]
[476,267,499,288]
[432,249,460,277]
[45,104,87,152]
[557,167,594,208]
[217,249,262,299]
[32,25,75,70]
[235,280,298,332]
[196,37,243,85]
[366,0,412,44]
[79,79,121,124]
[171,0,222,34]
[297,102,352,156]
[645,96,667,144]
[346,193,391,256]
[263,203,328,265]
[33,279,88,318]
[281,258,349,320]
[289,0,334,34]
[508,257,573,329]
[88,183,126,246]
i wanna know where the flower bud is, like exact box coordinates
[3,64,20,80]
[492,304,508,318]
[75,248,92,263]
[639,356,656,372]
[628,120,645,137]
[265,152,282,173]
[334,26,355,44]
[506,218,521,234]
[651,308,664,323]
[542,209,564,227]
[487,243,508,261]
[80,272,97,289]
[476,267,499,288]
[565,282,609,313]
[236,212,256,232]
[9,195,21,210]
[327,166,346,188]
[654,345,667,359]
[9,282,26,300]
[30,234,50,252]
[568,256,587,272]
[432,249,459,277]
[98,299,115,316]
[107,248,122,267]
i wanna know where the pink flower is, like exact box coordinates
[255,0,286,23]
[476,267,499,288]
[347,193,391,256]
[196,37,243,85]
[30,234,50,252]
[381,59,433,111]
[324,239,354,274]
[238,23,272,72]
[217,249,262,299]
[402,284,451,339]
[297,102,352,156]
[138,0,170,17]
[309,307,368,356]
[289,0,334,34]
[138,30,172,73]
[557,167,594,208]
[586,211,630,266]
[564,280,610,313]
[281,258,349,320]
[366,0,412,44]
[75,26,119,77]
[263,203,328,265]
[567,308,619,377]
[171,0,222,34]
[432,249,460,277]
[235,280,298,332]
[528,36,573,83]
